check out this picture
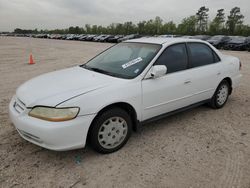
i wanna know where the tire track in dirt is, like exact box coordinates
[219,150,244,188]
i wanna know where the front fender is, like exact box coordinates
[57,81,143,121]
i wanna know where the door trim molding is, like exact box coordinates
[144,88,214,110]
[141,99,210,125]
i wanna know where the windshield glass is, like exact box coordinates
[82,42,161,79]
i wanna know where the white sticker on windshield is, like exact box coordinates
[122,57,143,69]
[134,69,139,74]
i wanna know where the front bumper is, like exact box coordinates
[9,97,96,151]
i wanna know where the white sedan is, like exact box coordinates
[9,38,242,153]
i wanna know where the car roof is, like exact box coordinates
[126,37,206,45]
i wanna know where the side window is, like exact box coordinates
[213,52,220,63]
[155,43,188,74]
[188,43,216,68]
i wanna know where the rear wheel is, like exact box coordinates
[89,108,132,154]
[209,80,230,109]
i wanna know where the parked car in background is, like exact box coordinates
[180,35,193,39]
[4,32,250,51]
[74,34,85,40]
[78,35,88,41]
[26,34,32,37]
[59,34,69,40]
[6,33,15,36]
[85,34,96,41]
[191,35,211,41]
[98,35,112,42]
[49,34,62,40]
[9,37,242,154]
[60,34,67,40]
[117,34,141,42]
[207,35,231,49]
[14,34,25,37]
[107,35,124,43]
[223,36,248,51]
[35,34,48,38]
[93,35,105,42]
[66,34,77,40]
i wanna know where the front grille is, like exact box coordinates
[13,98,26,114]
[18,129,43,144]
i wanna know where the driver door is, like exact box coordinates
[141,43,195,121]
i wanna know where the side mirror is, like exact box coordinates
[145,65,167,79]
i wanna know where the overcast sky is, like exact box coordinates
[0,0,250,31]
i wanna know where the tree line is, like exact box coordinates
[14,6,250,36]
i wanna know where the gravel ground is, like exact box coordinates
[0,37,250,188]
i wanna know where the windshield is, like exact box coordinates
[81,42,161,79]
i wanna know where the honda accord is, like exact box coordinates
[9,38,242,153]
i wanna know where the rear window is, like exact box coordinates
[188,43,219,68]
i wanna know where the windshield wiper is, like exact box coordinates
[81,64,117,77]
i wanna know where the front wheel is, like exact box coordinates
[89,108,132,154]
[209,80,230,109]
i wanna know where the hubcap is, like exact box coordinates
[217,84,229,105]
[98,117,128,149]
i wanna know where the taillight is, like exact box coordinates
[239,61,242,70]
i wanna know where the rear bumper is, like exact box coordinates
[9,97,95,151]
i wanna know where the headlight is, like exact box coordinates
[28,107,80,122]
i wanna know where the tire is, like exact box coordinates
[89,108,132,154]
[209,80,230,109]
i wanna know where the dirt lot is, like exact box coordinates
[0,37,250,188]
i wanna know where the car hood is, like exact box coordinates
[16,66,123,107]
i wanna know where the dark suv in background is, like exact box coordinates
[223,36,248,51]
[207,35,231,49]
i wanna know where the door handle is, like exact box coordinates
[217,72,221,76]
[184,80,191,84]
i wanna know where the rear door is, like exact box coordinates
[185,42,223,102]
